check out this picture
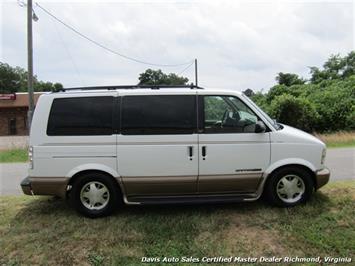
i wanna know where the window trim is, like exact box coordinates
[120,95,198,135]
[198,95,270,134]
[46,96,115,136]
[113,96,121,134]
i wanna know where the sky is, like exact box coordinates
[0,0,354,91]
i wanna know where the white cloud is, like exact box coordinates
[0,0,353,91]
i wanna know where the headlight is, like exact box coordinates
[321,148,326,165]
[29,146,33,169]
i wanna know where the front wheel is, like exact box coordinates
[264,167,314,207]
[71,172,120,218]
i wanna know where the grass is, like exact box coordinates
[0,149,28,163]
[0,181,354,265]
[315,131,355,148]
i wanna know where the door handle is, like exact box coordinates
[188,146,193,160]
[202,146,207,160]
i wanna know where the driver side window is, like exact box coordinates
[203,95,259,133]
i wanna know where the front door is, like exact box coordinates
[198,95,270,194]
[117,94,198,197]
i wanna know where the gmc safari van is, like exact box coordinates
[21,85,330,217]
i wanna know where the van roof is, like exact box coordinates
[50,85,243,96]
[56,84,202,92]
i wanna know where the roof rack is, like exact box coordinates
[55,84,204,92]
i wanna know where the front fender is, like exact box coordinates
[264,158,316,176]
[252,158,317,200]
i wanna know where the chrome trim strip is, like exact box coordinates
[52,156,117,158]
[41,142,117,146]
[122,176,196,183]
[198,173,261,180]
[199,141,269,145]
[118,141,197,145]
[235,168,262,173]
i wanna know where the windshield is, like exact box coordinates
[241,94,280,130]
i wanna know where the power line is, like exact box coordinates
[51,16,85,86]
[178,61,194,75]
[17,0,26,7]
[35,2,194,67]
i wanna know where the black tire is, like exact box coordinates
[70,172,121,218]
[264,166,314,207]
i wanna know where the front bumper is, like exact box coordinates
[20,176,33,195]
[315,168,330,189]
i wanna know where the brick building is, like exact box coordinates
[0,92,43,136]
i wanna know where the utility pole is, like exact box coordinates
[27,0,35,130]
[194,58,198,87]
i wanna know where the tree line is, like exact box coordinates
[0,62,63,93]
[248,52,354,133]
[0,63,188,93]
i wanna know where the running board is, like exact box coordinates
[126,194,257,205]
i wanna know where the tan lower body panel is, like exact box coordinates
[122,176,197,196]
[198,173,262,194]
[28,174,262,199]
[315,168,330,189]
[30,177,68,198]
[122,174,262,196]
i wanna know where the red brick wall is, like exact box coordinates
[0,108,28,136]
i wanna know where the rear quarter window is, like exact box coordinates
[47,96,114,136]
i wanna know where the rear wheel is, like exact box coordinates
[265,166,314,207]
[71,172,120,218]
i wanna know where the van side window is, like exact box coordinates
[203,95,259,133]
[47,97,114,136]
[121,95,196,135]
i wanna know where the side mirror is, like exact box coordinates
[255,121,266,133]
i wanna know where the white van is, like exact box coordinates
[21,85,330,217]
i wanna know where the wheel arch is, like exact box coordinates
[66,167,124,201]
[262,162,317,192]
[65,163,120,179]
[265,158,317,175]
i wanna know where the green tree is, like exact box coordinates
[250,91,269,111]
[308,77,355,131]
[324,54,344,76]
[251,51,355,132]
[310,55,342,83]
[309,66,328,84]
[270,94,319,132]
[275,72,305,86]
[310,51,355,83]
[0,62,63,93]
[266,85,289,103]
[138,69,189,85]
[243,88,254,97]
[342,51,355,78]
[0,62,21,93]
